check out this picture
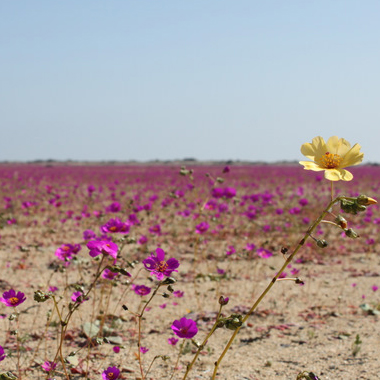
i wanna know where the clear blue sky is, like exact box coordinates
[1,1,379,162]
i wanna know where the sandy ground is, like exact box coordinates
[1,243,380,380]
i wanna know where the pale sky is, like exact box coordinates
[1,1,379,162]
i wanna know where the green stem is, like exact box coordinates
[182,305,223,380]
[137,282,163,380]
[170,340,185,380]
[211,196,343,379]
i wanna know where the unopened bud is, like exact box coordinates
[34,290,51,303]
[219,296,229,306]
[357,195,377,206]
[225,314,243,330]
[334,215,348,229]
[162,277,176,285]
[119,268,132,277]
[316,239,328,248]
[344,228,359,239]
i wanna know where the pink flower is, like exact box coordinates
[257,248,273,259]
[0,345,6,361]
[87,240,118,260]
[102,366,120,380]
[143,248,179,280]
[41,361,57,372]
[149,224,161,235]
[173,290,184,298]
[226,245,236,256]
[132,285,151,296]
[1,289,26,307]
[55,244,81,261]
[168,337,179,346]
[113,346,120,353]
[171,317,198,339]
[71,291,86,304]
[195,222,209,234]
[102,268,119,280]
[140,346,149,354]
[101,218,129,234]
[138,235,148,245]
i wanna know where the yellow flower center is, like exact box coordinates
[157,261,168,272]
[10,297,19,305]
[320,152,342,169]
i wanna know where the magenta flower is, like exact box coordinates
[102,366,120,380]
[83,229,96,240]
[102,268,119,280]
[1,289,26,307]
[140,346,149,354]
[195,222,209,234]
[372,285,378,292]
[168,337,179,346]
[245,243,256,251]
[149,224,161,235]
[143,248,179,280]
[257,248,273,259]
[173,290,184,298]
[223,187,236,199]
[0,345,6,361]
[71,291,86,303]
[41,361,57,372]
[138,235,148,245]
[113,346,120,353]
[226,245,236,256]
[133,284,151,296]
[211,188,224,198]
[87,240,118,260]
[101,218,129,234]
[105,202,121,213]
[55,244,81,261]
[171,317,198,339]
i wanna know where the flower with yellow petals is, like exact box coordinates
[299,136,364,181]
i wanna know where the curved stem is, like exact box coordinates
[182,305,223,380]
[211,196,343,379]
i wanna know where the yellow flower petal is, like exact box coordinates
[324,168,353,181]
[300,136,326,160]
[325,136,352,157]
[339,143,364,168]
[299,161,325,171]
[300,136,363,181]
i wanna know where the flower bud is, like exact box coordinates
[219,296,229,306]
[334,215,348,229]
[225,314,243,330]
[356,195,377,206]
[316,239,328,248]
[34,290,51,303]
[344,228,359,239]
[162,277,176,285]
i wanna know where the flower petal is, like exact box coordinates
[339,143,364,168]
[300,136,327,160]
[325,136,351,156]
[324,168,353,181]
[299,161,325,171]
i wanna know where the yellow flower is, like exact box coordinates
[299,136,364,181]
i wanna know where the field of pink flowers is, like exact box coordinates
[0,163,379,380]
